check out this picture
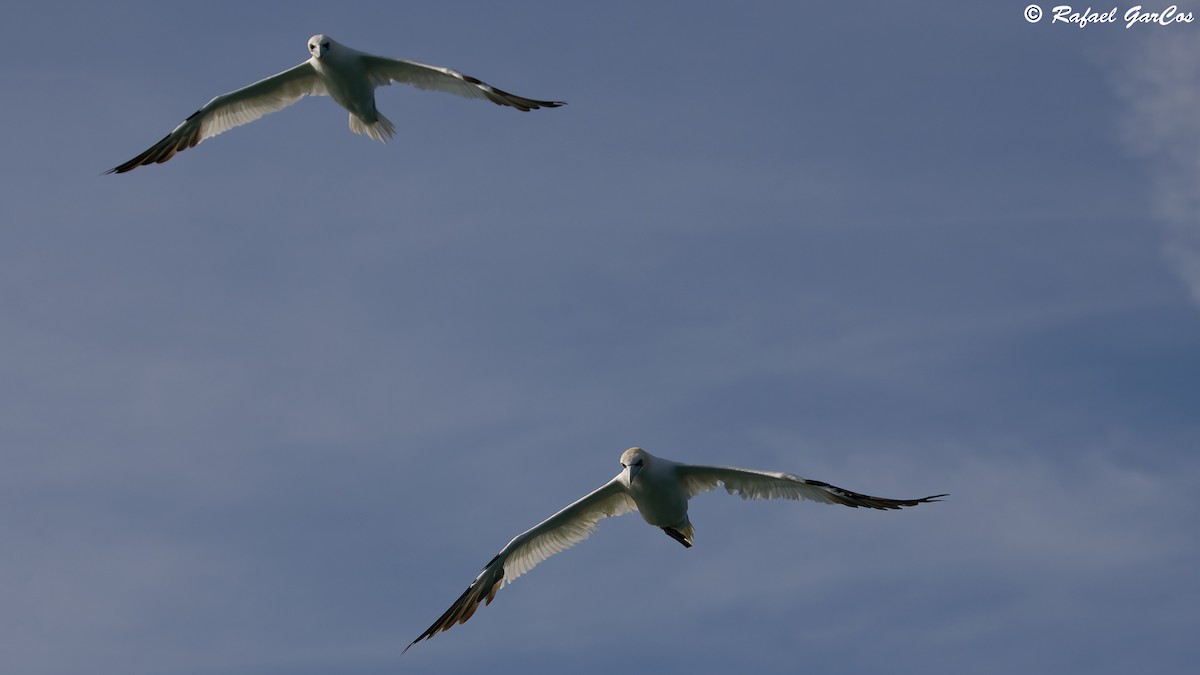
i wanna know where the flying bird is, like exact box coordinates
[108,34,564,173]
[405,447,946,652]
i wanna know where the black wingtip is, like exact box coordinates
[104,159,136,175]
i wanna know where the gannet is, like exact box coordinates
[108,34,563,173]
[405,447,945,651]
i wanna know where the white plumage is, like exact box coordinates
[108,34,563,173]
[405,447,945,652]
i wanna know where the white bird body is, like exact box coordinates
[108,34,563,173]
[405,447,946,652]
[310,41,379,127]
[622,451,694,543]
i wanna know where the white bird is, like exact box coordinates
[108,34,564,173]
[405,447,946,652]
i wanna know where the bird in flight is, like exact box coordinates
[405,447,946,652]
[108,34,564,173]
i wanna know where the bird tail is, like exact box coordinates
[662,522,694,548]
[349,112,396,143]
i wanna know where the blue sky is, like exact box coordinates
[3,2,1199,673]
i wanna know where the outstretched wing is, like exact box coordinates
[108,61,324,173]
[361,55,564,111]
[405,477,634,652]
[677,464,946,510]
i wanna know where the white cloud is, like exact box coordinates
[1115,34,1200,305]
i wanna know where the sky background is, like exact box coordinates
[3,2,1199,673]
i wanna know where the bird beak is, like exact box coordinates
[627,463,643,483]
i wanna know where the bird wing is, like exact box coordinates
[405,476,634,652]
[108,61,325,173]
[677,464,947,510]
[360,55,564,111]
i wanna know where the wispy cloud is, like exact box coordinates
[1115,34,1200,305]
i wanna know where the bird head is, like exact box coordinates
[620,447,649,484]
[307,34,332,59]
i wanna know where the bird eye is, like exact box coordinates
[309,44,315,50]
